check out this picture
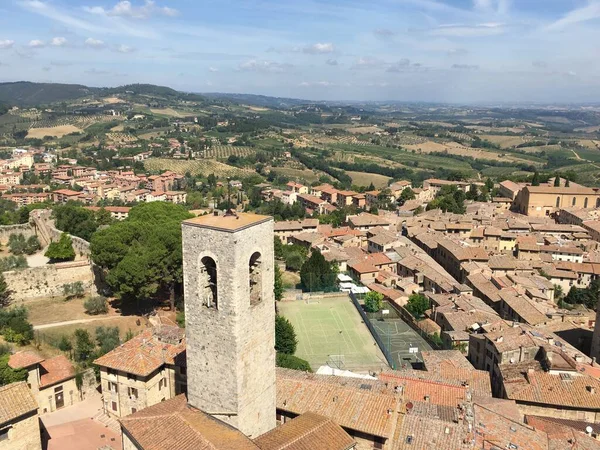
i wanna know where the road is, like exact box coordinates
[33,315,130,330]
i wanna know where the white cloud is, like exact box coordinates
[299,81,335,87]
[238,59,293,73]
[0,40,15,49]
[351,57,384,70]
[85,37,105,48]
[208,67,219,72]
[28,39,45,48]
[116,44,135,53]
[50,37,68,47]
[85,1,179,19]
[431,22,506,37]
[303,42,335,54]
[545,2,600,31]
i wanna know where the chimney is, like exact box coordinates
[587,386,596,395]
[547,337,554,346]
[496,336,503,343]
[593,357,598,368]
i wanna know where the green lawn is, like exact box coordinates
[278,296,386,372]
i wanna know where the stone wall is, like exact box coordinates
[0,223,36,244]
[30,209,91,257]
[5,261,96,301]
[0,412,42,450]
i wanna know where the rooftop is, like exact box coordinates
[183,212,272,232]
[0,381,38,426]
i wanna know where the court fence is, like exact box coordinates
[349,292,396,370]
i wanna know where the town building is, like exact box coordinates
[0,382,41,450]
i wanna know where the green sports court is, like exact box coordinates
[277,296,387,372]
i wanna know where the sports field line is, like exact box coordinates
[331,309,360,354]
[298,312,316,356]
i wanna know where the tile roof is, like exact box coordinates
[94,326,186,377]
[276,368,398,438]
[8,351,45,369]
[253,412,356,450]
[120,395,258,450]
[379,372,470,408]
[39,355,76,388]
[0,382,38,426]
[503,371,600,410]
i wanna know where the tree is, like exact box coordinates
[53,203,99,241]
[364,291,384,313]
[531,171,540,186]
[91,203,193,309]
[553,176,561,187]
[274,265,284,301]
[0,273,13,308]
[276,353,312,371]
[564,279,600,310]
[84,296,108,315]
[45,233,76,262]
[73,329,95,364]
[63,281,85,299]
[275,315,297,355]
[398,187,415,205]
[405,293,430,319]
[57,335,73,353]
[300,250,336,292]
[96,326,120,355]
[0,353,28,386]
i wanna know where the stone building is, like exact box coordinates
[94,325,187,418]
[0,381,41,450]
[182,211,276,438]
[8,352,78,414]
[513,185,600,217]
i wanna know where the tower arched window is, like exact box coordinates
[200,256,218,309]
[556,197,560,208]
[597,198,600,208]
[249,252,262,306]
[572,197,577,206]
[584,197,589,208]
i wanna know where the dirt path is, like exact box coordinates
[33,315,131,330]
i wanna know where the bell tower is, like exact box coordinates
[182,212,275,438]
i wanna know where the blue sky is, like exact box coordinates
[1,0,600,103]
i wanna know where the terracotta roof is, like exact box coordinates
[503,371,600,410]
[0,382,38,426]
[348,213,390,228]
[8,351,45,369]
[276,368,398,438]
[94,326,186,377]
[183,212,272,233]
[39,355,76,388]
[253,412,355,450]
[379,372,470,407]
[120,395,258,450]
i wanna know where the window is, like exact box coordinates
[249,252,262,306]
[572,197,577,206]
[180,366,186,376]
[584,197,589,208]
[200,256,218,309]
[109,382,118,393]
[107,368,117,376]
[54,386,63,393]
[128,387,138,399]
[0,428,8,441]
[111,402,117,411]
[158,378,166,391]
[131,408,137,414]
[556,197,560,208]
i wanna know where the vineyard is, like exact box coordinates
[202,145,255,159]
[144,157,252,177]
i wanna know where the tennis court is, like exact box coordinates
[367,302,433,370]
[278,296,387,372]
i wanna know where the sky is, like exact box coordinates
[1,0,600,103]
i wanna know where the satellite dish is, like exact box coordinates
[586,426,593,434]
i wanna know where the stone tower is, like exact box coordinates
[182,212,275,438]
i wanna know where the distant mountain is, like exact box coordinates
[201,92,310,109]
[0,81,99,106]
[0,81,205,107]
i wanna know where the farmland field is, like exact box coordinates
[479,135,530,148]
[150,107,189,117]
[144,157,251,177]
[347,171,391,188]
[26,125,83,139]
[271,167,322,183]
[203,145,255,159]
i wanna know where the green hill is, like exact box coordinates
[0,81,99,106]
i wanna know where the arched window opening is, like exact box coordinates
[597,198,600,208]
[200,256,218,309]
[572,197,577,206]
[584,197,589,208]
[555,197,560,208]
[249,252,262,306]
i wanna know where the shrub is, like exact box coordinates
[57,335,73,352]
[0,353,28,385]
[73,329,95,364]
[84,296,108,315]
[45,233,75,262]
[364,291,384,313]
[0,255,28,272]
[96,326,120,355]
[276,353,312,372]
[0,307,33,346]
[405,293,430,319]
